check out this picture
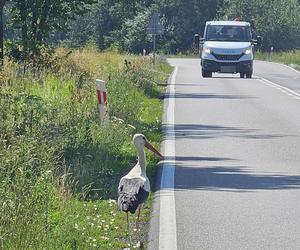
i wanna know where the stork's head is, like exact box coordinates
[133,134,163,160]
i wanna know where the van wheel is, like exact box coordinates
[240,73,245,78]
[246,72,252,78]
[202,70,212,78]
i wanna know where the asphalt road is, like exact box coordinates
[148,59,300,250]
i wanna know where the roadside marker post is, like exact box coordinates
[96,79,109,125]
[269,46,274,61]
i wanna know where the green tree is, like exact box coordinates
[114,9,153,53]
[66,7,98,47]
[99,0,155,50]
[9,0,96,62]
[219,0,300,51]
[46,0,226,53]
[157,0,222,53]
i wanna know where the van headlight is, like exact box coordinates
[244,48,251,55]
[204,47,212,54]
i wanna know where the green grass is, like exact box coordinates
[0,47,172,249]
[255,50,300,71]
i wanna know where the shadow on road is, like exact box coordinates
[211,76,260,79]
[156,156,300,192]
[164,93,252,99]
[174,156,236,162]
[162,124,288,140]
[173,163,300,192]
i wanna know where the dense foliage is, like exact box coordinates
[64,0,221,53]
[218,0,300,51]
[2,0,300,56]
[56,0,300,53]
[4,0,96,62]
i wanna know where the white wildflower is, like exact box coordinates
[108,199,117,204]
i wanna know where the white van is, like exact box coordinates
[199,21,261,78]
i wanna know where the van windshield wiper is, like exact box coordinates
[207,38,249,42]
[206,38,227,41]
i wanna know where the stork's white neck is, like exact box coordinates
[125,145,147,178]
[137,146,146,175]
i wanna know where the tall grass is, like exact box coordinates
[0,46,172,248]
[255,50,300,71]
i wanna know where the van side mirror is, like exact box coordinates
[252,36,262,46]
[194,34,200,45]
[200,37,205,44]
[256,36,262,47]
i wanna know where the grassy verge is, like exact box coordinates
[0,46,172,249]
[255,50,300,71]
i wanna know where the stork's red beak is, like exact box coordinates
[145,141,164,160]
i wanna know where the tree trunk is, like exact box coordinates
[19,0,29,62]
[37,0,51,44]
[0,0,6,68]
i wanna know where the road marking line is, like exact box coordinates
[281,64,300,74]
[255,60,300,74]
[159,66,178,250]
[255,76,300,100]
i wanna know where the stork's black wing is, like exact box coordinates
[118,178,149,214]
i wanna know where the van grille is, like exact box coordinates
[212,52,243,61]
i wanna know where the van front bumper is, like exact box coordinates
[201,59,253,73]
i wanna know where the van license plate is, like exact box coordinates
[221,66,236,73]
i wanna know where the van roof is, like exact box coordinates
[206,21,250,27]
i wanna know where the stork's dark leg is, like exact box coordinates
[136,204,142,230]
[136,204,144,249]
[126,212,132,248]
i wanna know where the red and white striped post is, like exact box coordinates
[96,79,109,124]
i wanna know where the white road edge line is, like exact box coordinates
[255,75,300,99]
[255,60,300,74]
[159,66,178,250]
[280,63,300,74]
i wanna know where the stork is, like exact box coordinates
[118,134,163,248]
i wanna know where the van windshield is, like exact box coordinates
[206,25,251,42]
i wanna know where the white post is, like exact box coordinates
[269,46,274,61]
[96,79,109,125]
